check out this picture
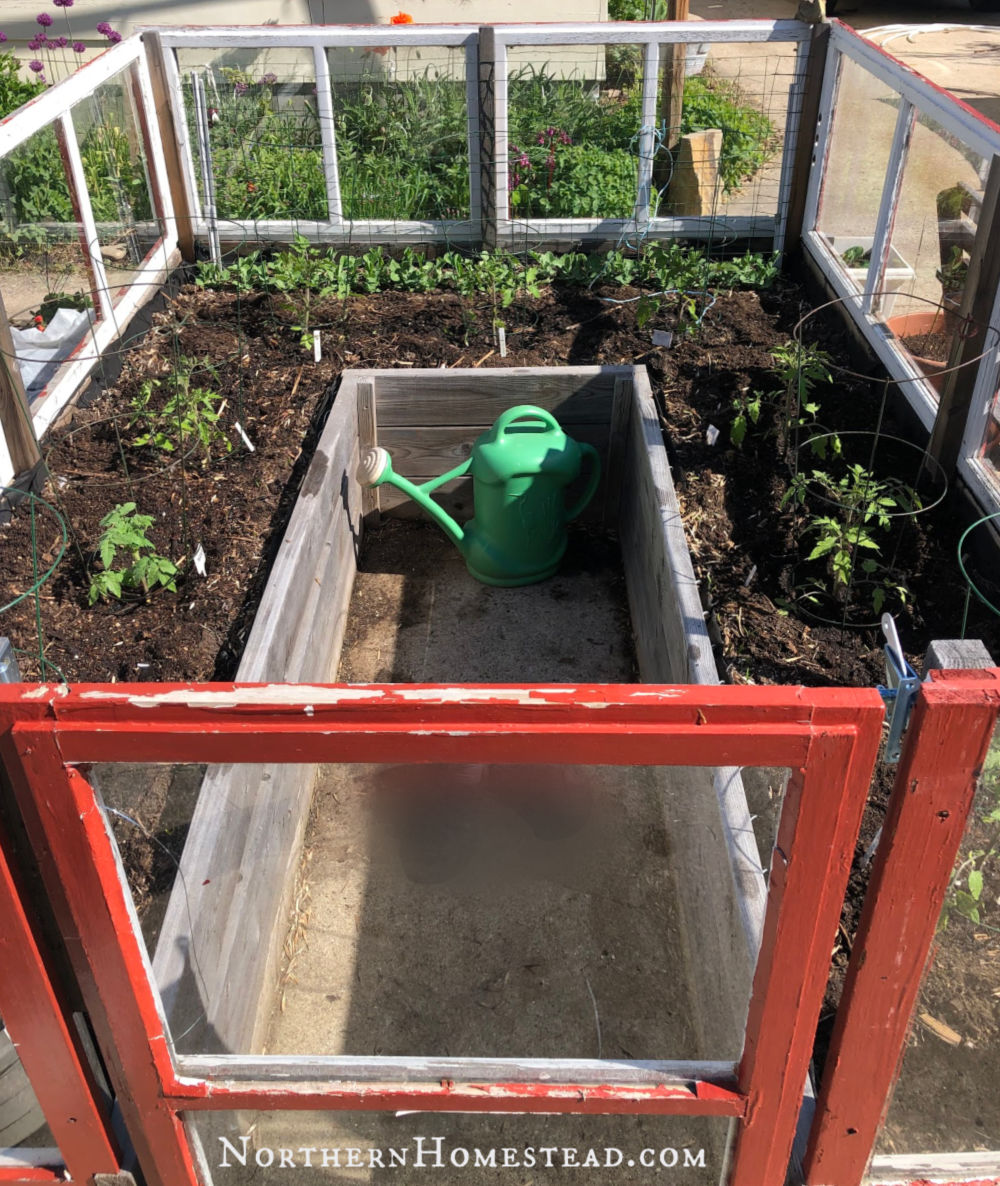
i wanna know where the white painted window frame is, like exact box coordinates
[801,20,1000,519]
[150,21,809,250]
[0,35,179,470]
[491,20,810,248]
[153,25,482,246]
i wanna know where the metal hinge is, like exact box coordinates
[876,613,921,764]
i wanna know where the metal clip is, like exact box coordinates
[876,613,920,763]
[0,637,20,684]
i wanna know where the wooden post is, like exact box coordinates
[781,22,831,257]
[0,288,42,484]
[928,154,1000,476]
[652,0,690,196]
[478,26,499,251]
[142,33,196,263]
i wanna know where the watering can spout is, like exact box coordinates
[356,447,468,548]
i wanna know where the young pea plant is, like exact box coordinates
[88,502,179,605]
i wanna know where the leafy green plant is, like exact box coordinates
[771,340,835,454]
[680,72,777,195]
[130,361,231,460]
[782,463,920,611]
[840,245,870,269]
[39,290,93,323]
[730,389,763,447]
[936,244,968,295]
[88,502,178,604]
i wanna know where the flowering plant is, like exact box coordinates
[0,3,124,92]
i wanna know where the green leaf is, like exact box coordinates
[968,868,983,900]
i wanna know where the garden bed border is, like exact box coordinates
[151,363,768,1075]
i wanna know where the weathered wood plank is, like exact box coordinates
[604,375,632,524]
[619,367,760,1064]
[153,381,361,1055]
[178,1053,737,1087]
[373,366,626,426]
[357,379,379,525]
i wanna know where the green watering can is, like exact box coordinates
[357,405,601,587]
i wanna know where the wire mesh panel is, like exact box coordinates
[326,43,472,224]
[504,43,642,223]
[174,48,324,224]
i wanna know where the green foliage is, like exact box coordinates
[0,50,45,117]
[510,144,637,219]
[195,242,780,312]
[130,360,231,460]
[39,290,93,323]
[936,244,968,294]
[0,55,151,228]
[88,503,178,605]
[840,245,869,269]
[730,389,762,447]
[680,73,777,195]
[782,463,920,612]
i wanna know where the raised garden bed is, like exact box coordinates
[2,260,999,1162]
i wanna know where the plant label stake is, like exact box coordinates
[357,405,600,586]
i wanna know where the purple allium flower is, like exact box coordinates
[233,80,248,94]
[72,39,85,51]
[27,38,41,50]
[261,72,277,85]
[36,12,53,25]
[106,30,122,41]
[28,59,44,72]
[54,0,74,6]
[54,34,67,46]
[518,153,530,168]
[95,21,112,34]
[0,31,6,41]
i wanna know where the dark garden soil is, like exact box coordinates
[900,329,952,363]
[2,271,998,1147]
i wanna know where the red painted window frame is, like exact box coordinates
[0,682,885,1186]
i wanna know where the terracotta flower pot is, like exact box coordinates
[885,310,951,394]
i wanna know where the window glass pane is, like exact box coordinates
[874,721,1000,1157]
[328,44,471,222]
[815,59,899,296]
[0,124,100,401]
[185,1108,732,1186]
[71,66,163,305]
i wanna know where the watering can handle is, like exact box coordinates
[495,405,562,435]
[566,442,601,522]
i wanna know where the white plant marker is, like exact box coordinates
[234,421,255,452]
[313,330,322,362]
[194,544,207,577]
